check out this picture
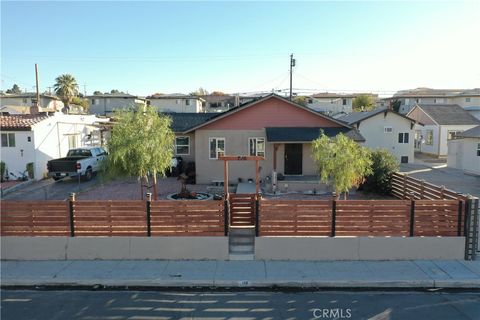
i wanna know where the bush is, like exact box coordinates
[362,149,399,195]
[0,161,5,182]
[26,162,34,179]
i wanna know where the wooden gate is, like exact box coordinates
[229,194,256,227]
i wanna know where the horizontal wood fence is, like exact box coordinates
[1,200,224,237]
[391,172,467,201]
[259,199,463,237]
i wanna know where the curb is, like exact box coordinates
[2,279,480,289]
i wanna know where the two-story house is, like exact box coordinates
[87,93,146,116]
[0,93,64,113]
[147,94,205,113]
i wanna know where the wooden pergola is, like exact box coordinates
[218,155,265,196]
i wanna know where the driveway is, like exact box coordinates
[400,162,480,197]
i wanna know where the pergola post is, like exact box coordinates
[223,160,229,197]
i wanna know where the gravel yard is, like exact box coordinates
[77,176,392,200]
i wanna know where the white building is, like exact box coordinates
[384,87,480,115]
[447,126,480,176]
[147,94,205,113]
[0,93,64,113]
[87,93,146,116]
[306,93,355,115]
[1,112,108,180]
[339,107,416,163]
[407,104,480,157]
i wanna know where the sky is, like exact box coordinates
[1,1,479,97]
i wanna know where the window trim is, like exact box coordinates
[477,143,480,156]
[447,130,463,141]
[209,137,225,160]
[248,137,266,157]
[175,136,190,155]
[384,126,393,133]
[1,133,16,147]
[398,132,409,144]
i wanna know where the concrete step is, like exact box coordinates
[229,236,255,245]
[229,245,254,254]
[229,228,255,236]
[229,253,254,261]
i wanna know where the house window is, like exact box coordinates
[447,130,463,140]
[185,99,190,106]
[398,132,409,143]
[249,138,265,157]
[209,138,225,159]
[176,99,180,105]
[384,126,393,133]
[308,99,313,104]
[22,98,27,104]
[175,136,190,155]
[405,98,410,105]
[1,133,15,147]
[426,130,433,145]
[466,97,471,102]
[342,98,347,106]
[477,143,480,156]
[68,135,77,149]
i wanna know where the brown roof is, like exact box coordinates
[0,114,52,131]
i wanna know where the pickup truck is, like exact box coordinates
[47,147,107,181]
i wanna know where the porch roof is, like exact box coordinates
[265,127,365,142]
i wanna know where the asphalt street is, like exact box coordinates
[1,290,479,320]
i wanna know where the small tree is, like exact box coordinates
[362,149,399,195]
[105,105,175,199]
[312,133,372,199]
[6,84,22,94]
[189,87,209,96]
[93,91,103,95]
[293,96,307,107]
[352,94,375,111]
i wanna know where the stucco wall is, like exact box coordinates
[414,124,440,156]
[89,98,139,116]
[1,237,229,260]
[0,131,35,180]
[448,138,480,175]
[255,237,465,260]
[149,98,202,113]
[356,113,414,163]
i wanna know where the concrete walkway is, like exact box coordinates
[2,260,480,289]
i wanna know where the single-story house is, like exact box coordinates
[165,94,364,184]
[0,93,64,113]
[1,112,108,180]
[406,104,480,157]
[447,126,480,176]
[338,107,418,163]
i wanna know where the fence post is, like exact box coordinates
[255,196,260,237]
[69,193,75,237]
[458,200,463,236]
[146,193,152,237]
[331,199,337,237]
[409,199,415,237]
[224,198,229,236]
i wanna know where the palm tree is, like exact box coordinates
[54,74,79,108]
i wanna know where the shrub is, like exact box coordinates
[362,149,399,195]
[26,162,34,179]
[0,161,5,182]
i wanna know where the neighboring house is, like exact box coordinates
[407,104,480,157]
[1,112,108,180]
[0,93,64,112]
[447,126,480,176]
[339,107,417,163]
[199,95,237,113]
[147,94,205,113]
[385,87,480,114]
[169,94,364,184]
[306,93,355,115]
[87,93,145,116]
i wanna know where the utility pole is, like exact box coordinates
[35,63,40,107]
[289,53,295,100]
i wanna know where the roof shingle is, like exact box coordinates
[0,114,52,131]
[416,104,480,125]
